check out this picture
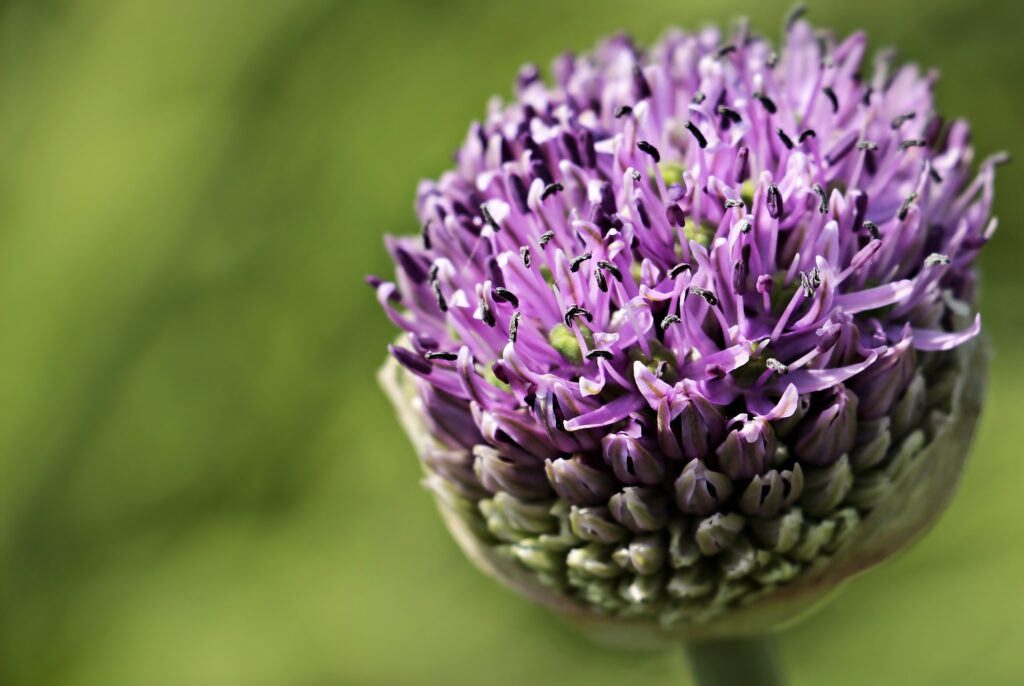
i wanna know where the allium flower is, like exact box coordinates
[374,13,997,643]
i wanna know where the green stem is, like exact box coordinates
[684,635,784,686]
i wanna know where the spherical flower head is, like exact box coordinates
[374,14,996,643]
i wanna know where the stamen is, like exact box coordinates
[929,167,943,184]
[776,128,794,149]
[692,91,707,105]
[570,252,593,272]
[479,296,496,327]
[421,222,432,250]
[898,192,918,221]
[786,4,808,29]
[715,45,737,59]
[521,246,532,268]
[481,204,500,231]
[798,129,816,143]
[669,262,692,279]
[724,199,745,209]
[766,358,789,374]
[492,287,520,307]
[425,351,459,361]
[688,286,718,306]
[509,312,521,343]
[597,260,623,282]
[856,140,878,152]
[428,263,440,285]
[753,92,777,114]
[812,183,829,214]
[564,304,594,328]
[614,105,633,118]
[891,112,917,129]
[586,349,613,360]
[432,281,448,312]
[541,182,564,201]
[863,221,881,239]
[637,140,661,162]
[767,184,783,219]
[539,231,555,247]
[595,269,608,292]
[822,86,839,113]
[924,253,951,267]
[738,219,753,233]
[899,139,926,151]
[717,105,742,124]
[662,314,681,328]
[684,120,708,149]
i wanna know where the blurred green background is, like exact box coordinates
[0,0,1021,684]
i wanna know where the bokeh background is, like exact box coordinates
[0,0,1021,684]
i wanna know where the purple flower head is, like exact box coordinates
[376,15,996,634]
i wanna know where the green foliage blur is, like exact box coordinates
[0,1,1020,684]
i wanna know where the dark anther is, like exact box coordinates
[898,192,918,221]
[684,120,708,149]
[539,231,555,247]
[899,139,926,151]
[666,204,686,227]
[924,253,951,267]
[863,221,881,240]
[929,167,943,184]
[724,199,745,209]
[632,64,652,100]
[767,184,783,219]
[856,140,878,152]
[564,304,594,328]
[595,268,608,292]
[862,87,873,106]
[637,140,661,162]
[717,105,742,124]
[786,4,808,29]
[812,183,829,214]
[822,86,839,113]
[766,358,789,374]
[479,296,496,327]
[891,112,917,129]
[425,351,459,361]
[586,349,614,361]
[688,286,718,306]
[715,45,737,59]
[753,92,777,114]
[428,263,440,285]
[421,222,432,250]
[615,105,633,118]
[520,246,532,268]
[432,281,448,312]
[799,129,816,143]
[738,219,752,234]
[492,287,519,307]
[669,262,692,279]
[798,270,816,298]
[570,252,593,272]
[661,314,681,328]
[541,182,564,201]
[481,204,500,231]
[597,260,623,282]
[776,128,794,150]
[692,91,707,105]
[509,312,521,343]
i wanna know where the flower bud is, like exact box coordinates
[672,459,731,515]
[716,416,776,479]
[793,386,858,466]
